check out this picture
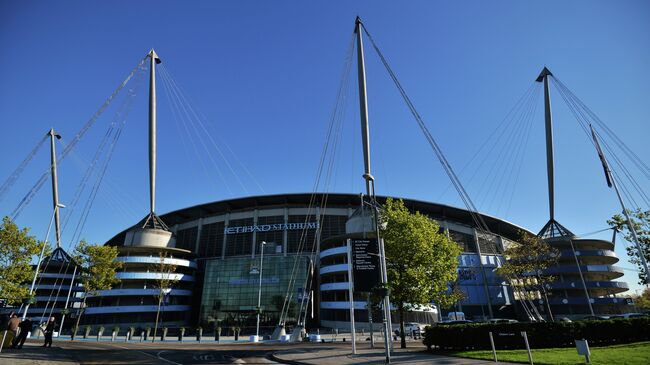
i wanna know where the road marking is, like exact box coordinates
[103,343,182,365]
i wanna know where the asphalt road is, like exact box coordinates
[63,340,293,364]
[1,339,348,365]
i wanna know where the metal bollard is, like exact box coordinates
[488,332,497,362]
[521,331,533,365]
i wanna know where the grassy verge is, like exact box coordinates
[437,341,650,365]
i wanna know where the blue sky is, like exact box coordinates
[1,1,649,293]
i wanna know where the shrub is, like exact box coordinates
[423,317,650,350]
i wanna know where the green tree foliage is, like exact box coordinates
[72,240,122,339]
[608,209,650,285]
[152,251,179,342]
[379,198,461,348]
[632,288,650,310]
[496,230,559,321]
[0,216,42,305]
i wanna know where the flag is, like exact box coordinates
[590,125,613,188]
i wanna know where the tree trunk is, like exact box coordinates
[537,275,554,322]
[152,292,163,342]
[72,296,88,341]
[399,306,406,349]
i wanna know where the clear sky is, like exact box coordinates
[1,1,649,293]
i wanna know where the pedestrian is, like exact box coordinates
[11,317,32,349]
[43,316,56,347]
[7,313,19,336]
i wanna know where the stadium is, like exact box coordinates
[77,192,632,333]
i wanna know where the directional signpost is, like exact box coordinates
[347,238,382,355]
[350,238,381,292]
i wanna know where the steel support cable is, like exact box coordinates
[157,66,235,195]
[552,79,650,208]
[66,68,145,249]
[552,77,650,180]
[289,36,354,324]
[486,86,540,215]
[71,90,135,247]
[287,49,353,324]
[160,63,261,194]
[11,58,148,219]
[472,85,540,203]
[63,148,142,224]
[552,79,641,206]
[157,66,223,195]
[294,104,347,325]
[559,86,650,209]
[479,86,540,212]
[158,65,228,195]
[612,167,642,214]
[59,88,128,235]
[602,136,650,208]
[158,64,240,191]
[0,134,48,202]
[279,33,355,325]
[553,77,650,181]
[495,86,540,215]
[160,62,265,194]
[435,83,540,204]
[157,65,234,194]
[158,64,251,195]
[361,24,490,233]
[503,98,539,216]
[159,73,196,182]
[363,24,489,232]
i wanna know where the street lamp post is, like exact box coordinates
[255,241,266,341]
[22,203,66,320]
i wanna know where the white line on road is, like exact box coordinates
[103,343,182,365]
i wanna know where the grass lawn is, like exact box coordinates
[440,341,650,365]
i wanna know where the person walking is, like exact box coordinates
[43,317,56,348]
[11,317,32,349]
[7,314,19,336]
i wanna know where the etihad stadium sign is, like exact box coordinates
[224,222,319,235]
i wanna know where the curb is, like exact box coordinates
[268,351,306,365]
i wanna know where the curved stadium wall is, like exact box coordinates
[81,193,632,330]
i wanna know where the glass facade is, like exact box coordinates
[200,255,311,328]
[199,221,225,257]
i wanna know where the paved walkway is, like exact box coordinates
[0,342,78,365]
[272,345,508,365]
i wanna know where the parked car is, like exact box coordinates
[581,315,610,321]
[438,320,473,326]
[610,313,649,319]
[395,322,426,335]
[487,318,519,324]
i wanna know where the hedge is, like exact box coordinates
[423,317,650,350]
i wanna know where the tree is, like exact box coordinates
[72,240,122,339]
[496,230,559,321]
[152,251,179,342]
[0,217,42,305]
[608,209,650,285]
[632,288,650,310]
[379,198,461,348]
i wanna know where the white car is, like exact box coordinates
[400,322,426,334]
